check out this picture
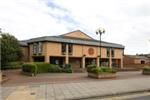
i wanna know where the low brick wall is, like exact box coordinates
[143,71,150,75]
[88,73,116,79]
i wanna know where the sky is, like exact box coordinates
[0,0,150,55]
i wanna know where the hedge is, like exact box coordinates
[143,66,150,71]
[48,64,62,72]
[4,61,23,69]
[62,64,72,73]
[34,62,50,73]
[22,62,71,76]
[22,63,37,76]
[87,65,116,74]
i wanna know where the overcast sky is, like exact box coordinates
[0,0,150,54]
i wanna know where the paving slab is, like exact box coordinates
[1,77,150,100]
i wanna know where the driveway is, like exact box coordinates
[1,69,149,86]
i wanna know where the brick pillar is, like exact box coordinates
[82,56,85,69]
[109,48,112,68]
[45,55,49,63]
[65,44,69,64]
[29,56,33,62]
[96,57,99,67]
[121,58,123,69]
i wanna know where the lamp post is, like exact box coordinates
[96,27,105,67]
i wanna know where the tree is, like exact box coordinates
[0,31,22,69]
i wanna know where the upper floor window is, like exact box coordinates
[38,42,42,54]
[61,43,73,55]
[33,42,42,55]
[107,48,110,57]
[68,44,73,55]
[111,48,115,57]
[61,43,66,55]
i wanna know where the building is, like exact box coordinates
[20,30,124,70]
[124,54,150,68]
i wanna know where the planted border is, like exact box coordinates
[87,65,117,79]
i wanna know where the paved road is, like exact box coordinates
[87,91,150,100]
[2,77,150,100]
[2,70,148,86]
[126,95,150,100]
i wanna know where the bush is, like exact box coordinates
[5,61,23,69]
[87,65,116,73]
[48,64,62,73]
[91,67,102,74]
[143,66,150,71]
[34,62,50,73]
[62,64,72,73]
[87,64,97,72]
[22,63,37,76]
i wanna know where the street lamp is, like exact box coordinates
[96,27,105,67]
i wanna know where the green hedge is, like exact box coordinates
[22,63,37,76]
[87,64,97,72]
[143,66,150,71]
[62,64,72,73]
[34,62,50,73]
[22,62,73,76]
[48,64,62,73]
[87,65,116,74]
[5,61,23,69]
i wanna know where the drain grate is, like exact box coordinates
[30,92,35,95]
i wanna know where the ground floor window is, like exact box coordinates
[141,60,145,64]
[33,56,45,62]
[50,57,65,67]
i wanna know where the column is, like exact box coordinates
[45,55,49,63]
[96,57,99,67]
[82,56,85,69]
[121,58,123,69]
[29,56,33,62]
[65,44,69,64]
[109,48,112,68]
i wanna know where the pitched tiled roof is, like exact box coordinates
[20,35,124,49]
[19,41,28,46]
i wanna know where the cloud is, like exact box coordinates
[0,0,150,54]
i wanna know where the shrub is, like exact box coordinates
[91,67,102,74]
[34,62,50,73]
[5,61,23,69]
[48,64,62,73]
[143,66,150,71]
[62,64,72,73]
[87,64,97,72]
[87,65,116,73]
[22,63,37,76]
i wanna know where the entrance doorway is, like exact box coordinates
[85,58,96,67]
[33,56,45,62]
[50,57,65,67]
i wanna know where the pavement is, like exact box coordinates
[1,76,150,100]
[1,70,147,86]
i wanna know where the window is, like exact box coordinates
[38,42,42,54]
[33,42,43,55]
[111,48,115,57]
[33,43,38,55]
[141,60,145,64]
[61,43,66,54]
[107,48,110,57]
[68,44,73,55]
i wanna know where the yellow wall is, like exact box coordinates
[21,46,29,61]
[46,42,62,56]
[114,49,123,59]
[63,31,92,39]
[29,42,123,59]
